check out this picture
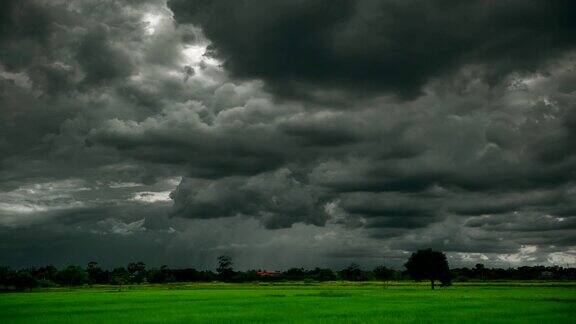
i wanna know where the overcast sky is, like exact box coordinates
[1,0,576,270]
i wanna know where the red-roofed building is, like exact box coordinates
[256,270,281,277]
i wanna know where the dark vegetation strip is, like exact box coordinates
[2,250,575,292]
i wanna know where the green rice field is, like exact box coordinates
[1,282,575,323]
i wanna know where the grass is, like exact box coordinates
[1,282,575,323]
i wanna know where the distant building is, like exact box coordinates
[256,270,281,278]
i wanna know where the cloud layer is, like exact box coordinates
[169,0,576,100]
[1,0,575,269]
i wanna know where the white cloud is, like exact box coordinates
[497,245,538,263]
[547,249,576,266]
[96,218,146,236]
[143,12,163,35]
[131,191,172,203]
[0,180,87,226]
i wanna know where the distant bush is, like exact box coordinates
[56,266,88,287]
[340,264,369,281]
[12,270,40,290]
[147,266,174,284]
[37,279,58,288]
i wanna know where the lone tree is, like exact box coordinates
[217,255,234,282]
[405,248,451,289]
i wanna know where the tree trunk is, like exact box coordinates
[431,279,435,290]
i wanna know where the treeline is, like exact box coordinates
[1,261,574,291]
[452,264,576,281]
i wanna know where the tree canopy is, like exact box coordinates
[405,249,451,289]
[217,256,234,282]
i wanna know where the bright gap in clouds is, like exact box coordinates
[182,45,205,64]
[182,45,220,67]
[143,12,163,35]
[178,44,221,84]
[131,191,172,203]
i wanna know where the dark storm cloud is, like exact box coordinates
[0,0,54,70]
[88,99,291,178]
[465,213,576,232]
[279,116,362,147]
[169,0,576,100]
[365,217,438,230]
[76,26,136,85]
[448,190,567,216]
[170,169,329,229]
[1,0,576,268]
[339,192,437,218]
